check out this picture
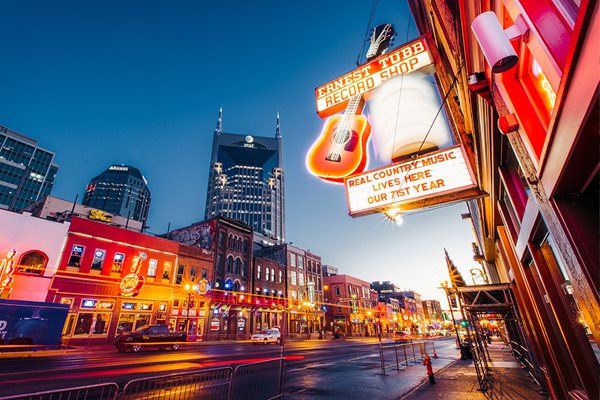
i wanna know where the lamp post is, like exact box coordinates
[184,283,198,336]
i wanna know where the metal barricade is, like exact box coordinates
[228,358,285,400]
[120,366,233,400]
[0,383,119,400]
[378,343,410,375]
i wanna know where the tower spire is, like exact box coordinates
[214,105,223,135]
[275,112,281,141]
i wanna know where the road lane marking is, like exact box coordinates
[288,353,379,371]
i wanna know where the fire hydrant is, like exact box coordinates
[423,354,435,384]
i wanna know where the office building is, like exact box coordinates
[0,125,58,211]
[82,165,151,228]
[204,109,285,242]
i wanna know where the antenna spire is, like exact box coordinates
[275,112,281,140]
[214,105,223,135]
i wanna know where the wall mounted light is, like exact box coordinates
[471,12,529,73]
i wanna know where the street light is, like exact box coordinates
[184,283,198,335]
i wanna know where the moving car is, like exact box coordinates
[114,324,186,352]
[393,331,413,343]
[251,328,281,345]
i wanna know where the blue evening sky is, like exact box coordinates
[0,0,479,304]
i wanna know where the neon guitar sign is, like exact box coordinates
[307,24,396,183]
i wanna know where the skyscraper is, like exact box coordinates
[204,108,285,242]
[0,125,59,211]
[82,165,151,227]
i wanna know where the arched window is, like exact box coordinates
[265,267,270,281]
[241,261,247,276]
[257,265,261,279]
[219,232,226,247]
[17,251,48,275]
[243,239,248,253]
[234,258,241,275]
[233,281,241,292]
[271,268,275,282]
[226,256,233,273]
[237,236,242,251]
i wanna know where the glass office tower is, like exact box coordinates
[204,110,285,242]
[0,125,59,211]
[82,165,151,227]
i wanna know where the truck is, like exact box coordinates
[113,324,187,352]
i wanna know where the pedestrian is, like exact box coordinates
[423,353,435,384]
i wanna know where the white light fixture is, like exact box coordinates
[471,12,529,73]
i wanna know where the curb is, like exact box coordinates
[397,357,462,400]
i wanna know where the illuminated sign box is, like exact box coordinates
[315,36,434,118]
[344,146,480,216]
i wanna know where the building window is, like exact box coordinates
[91,249,106,272]
[291,271,297,286]
[190,266,197,281]
[335,286,340,296]
[257,265,261,279]
[271,268,275,282]
[298,256,304,269]
[279,270,283,283]
[112,253,125,274]
[317,263,321,274]
[17,251,47,275]
[226,256,233,273]
[299,273,305,286]
[176,264,185,285]
[219,232,225,247]
[290,253,296,267]
[241,261,246,277]
[73,312,111,335]
[202,268,208,279]
[265,267,270,281]
[67,245,85,269]
[234,258,241,275]
[162,261,172,282]
[243,239,248,253]
[291,290,298,300]
[216,254,223,273]
[147,258,157,277]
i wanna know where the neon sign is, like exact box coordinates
[344,146,478,216]
[89,209,112,223]
[0,249,17,297]
[120,251,146,297]
[315,36,433,118]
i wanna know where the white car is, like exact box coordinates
[251,329,281,345]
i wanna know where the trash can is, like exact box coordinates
[460,344,473,359]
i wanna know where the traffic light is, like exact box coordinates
[460,320,468,327]
[450,295,457,308]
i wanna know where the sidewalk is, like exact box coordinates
[400,341,548,400]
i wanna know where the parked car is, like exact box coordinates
[114,324,186,352]
[251,328,281,345]
[393,331,413,343]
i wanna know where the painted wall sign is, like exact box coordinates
[315,36,433,118]
[89,209,112,223]
[344,146,478,216]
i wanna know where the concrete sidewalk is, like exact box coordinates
[400,341,548,400]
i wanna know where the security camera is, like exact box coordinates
[471,12,528,73]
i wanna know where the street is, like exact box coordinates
[0,337,458,398]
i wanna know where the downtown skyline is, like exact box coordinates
[0,0,479,304]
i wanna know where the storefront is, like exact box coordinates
[49,217,179,344]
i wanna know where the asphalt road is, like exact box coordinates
[0,337,459,398]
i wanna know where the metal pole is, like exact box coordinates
[403,344,409,366]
